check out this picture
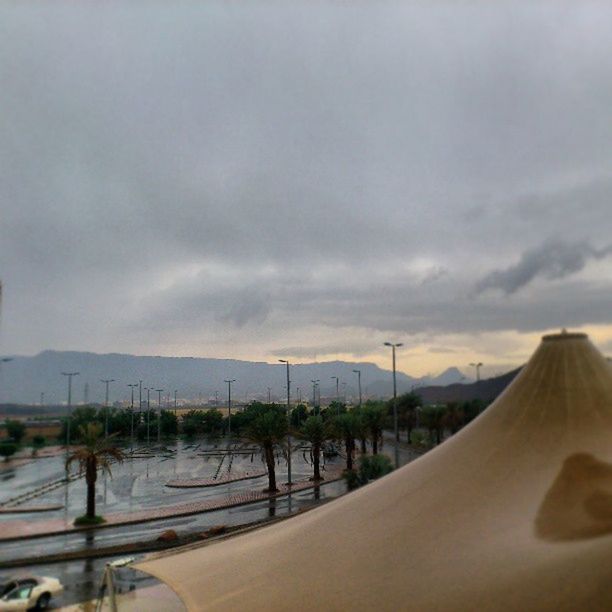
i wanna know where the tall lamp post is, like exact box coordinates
[225,379,236,435]
[0,358,13,423]
[138,380,143,423]
[331,376,340,410]
[155,389,164,443]
[279,360,292,486]
[100,379,115,438]
[470,362,483,382]
[128,383,138,451]
[352,369,362,408]
[62,372,79,454]
[384,341,403,468]
[144,387,151,445]
[311,379,319,415]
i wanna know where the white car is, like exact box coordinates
[0,575,63,611]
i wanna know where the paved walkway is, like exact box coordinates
[0,468,344,543]
[165,471,267,488]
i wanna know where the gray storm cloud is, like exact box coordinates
[1,2,612,358]
[476,240,612,295]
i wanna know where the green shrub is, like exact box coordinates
[343,454,394,490]
[74,515,106,526]
[359,454,394,480]
[0,442,18,461]
[5,420,26,444]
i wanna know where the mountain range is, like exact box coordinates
[0,350,470,405]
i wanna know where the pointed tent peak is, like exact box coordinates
[542,329,588,342]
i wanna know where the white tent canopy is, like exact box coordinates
[135,332,612,610]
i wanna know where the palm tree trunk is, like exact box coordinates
[264,444,278,492]
[345,437,353,471]
[360,438,367,454]
[312,442,322,480]
[86,458,97,518]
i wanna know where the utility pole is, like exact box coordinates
[384,342,403,468]
[100,379,115,437]
[267,387,272,403]
[353,369,362,408]
[279,360,292,486]
[225,379,236,435]
[62,372,79,453]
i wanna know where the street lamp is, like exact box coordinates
[279,360,292,486]
[311,379,319,415]
[128,384,138,452]
[352,369,362,408]
[155,389,164,443]
[100,379,115,438]
[144,387,151,445]
[225,379,236,435]
[0,358,13,423]
[470,362,483,382]
[331,376,340,407]
[384,341,403,468]
[62,372,79,453]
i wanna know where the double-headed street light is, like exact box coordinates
[62,372,79,454]
[384,341,403,468]
[279,359,292,487]
[0,358,13,423]
[144,387,151,445]
[311,379,319,415]
[100,379,115,438]
[128,383,138,451]
[225,379,236,435]
[155,389,164,443]
[470,362,484,382]
[352,369,362,408]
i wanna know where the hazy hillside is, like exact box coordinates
[417,368,522,404]
[0,350,468,405]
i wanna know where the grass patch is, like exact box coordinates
[74,515,106,526]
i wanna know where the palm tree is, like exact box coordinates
[299,416,329,481]
[65,422,125,521]
[243,409,287,492]
[421,405,447,446]
[351,406,368,455]
[443,402,465,435]
[333,412,358,471]
[361,402,387,454]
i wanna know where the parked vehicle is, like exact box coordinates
[0,575,63,611]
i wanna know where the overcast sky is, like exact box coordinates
[1,1,612,377]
